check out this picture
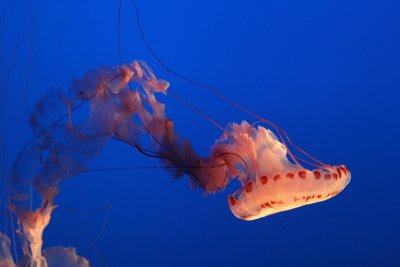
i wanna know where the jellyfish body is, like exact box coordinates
[229,164,351,220]
[223,124,351,220]
[162,121,352,220]
[220,124,351,220]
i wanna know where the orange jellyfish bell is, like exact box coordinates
[210,122,351,220]
[229,165,351,220]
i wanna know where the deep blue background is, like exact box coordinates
[1,0,399,266]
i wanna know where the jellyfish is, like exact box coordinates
[0,1,351,266]
[1,59,352,266]
[3,59,351,266]
[0,58,351,266]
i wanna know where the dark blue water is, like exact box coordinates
[1,0,399,266]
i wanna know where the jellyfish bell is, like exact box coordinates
[212,122,352,220]
[228,165,351,221]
